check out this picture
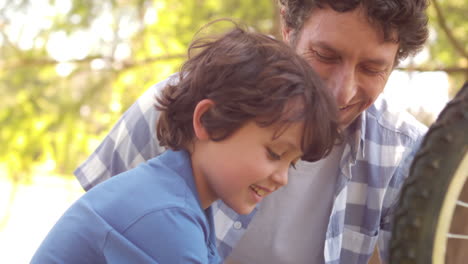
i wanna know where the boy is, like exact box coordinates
[31,23,339,263]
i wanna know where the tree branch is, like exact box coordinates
[0,27,23,57]
[432,0,468,59]
[0,54,186,70]
[396,66,468,74]
[120,54,186,70]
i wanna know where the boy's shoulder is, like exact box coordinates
[84,150,204,231]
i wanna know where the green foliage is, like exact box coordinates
[426,0,468,95]
[0,0,276,182]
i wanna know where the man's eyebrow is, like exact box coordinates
[311,41,392,66]
[309,41,339,53]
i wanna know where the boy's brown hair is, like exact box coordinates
[156,22,339,162]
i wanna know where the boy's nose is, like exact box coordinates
[271,166,289,188]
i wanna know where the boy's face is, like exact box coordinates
[284,6,399,128]
[192,120,303,214]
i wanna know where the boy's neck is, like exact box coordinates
[189,149,218,210]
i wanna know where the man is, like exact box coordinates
[74,0,429,263]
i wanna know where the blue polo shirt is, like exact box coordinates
[32,150,221,264]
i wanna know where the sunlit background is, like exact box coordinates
[0,0,467,263]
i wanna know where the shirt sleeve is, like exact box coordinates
[377,132,425,263]
[103,207,212,264]
[31,200,213,264]
[74,75,177,191]
[30,200,112,264]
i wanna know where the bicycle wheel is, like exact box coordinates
[390,82,468,264]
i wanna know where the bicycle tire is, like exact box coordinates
[390,81,468,264]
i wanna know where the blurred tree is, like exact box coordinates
[397,0,468,96]
[0,0,275,184]
[0,0,466,186]
[0,0,275,227]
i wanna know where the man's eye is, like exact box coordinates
[313,50,339,63]
[267,148,281,160]
[362,66,386,76]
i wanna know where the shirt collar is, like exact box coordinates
[158,149,202,207]
[344,110,367,163]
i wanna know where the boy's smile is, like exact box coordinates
[250,184,271,198]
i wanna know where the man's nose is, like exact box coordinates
[329,65,357,107]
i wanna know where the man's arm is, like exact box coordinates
[74,75,177,190]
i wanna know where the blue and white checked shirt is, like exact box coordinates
[75,75,427,264]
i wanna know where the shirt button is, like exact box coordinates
[233,221,242,230]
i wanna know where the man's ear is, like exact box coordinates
[280,7,292,44]
[193,99,215,140]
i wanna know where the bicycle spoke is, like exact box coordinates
[447,233,468,240]
[456,200,468,208]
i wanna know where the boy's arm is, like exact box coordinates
[74,75,177,191]
[31,201,212,263]
[104,208,215,264]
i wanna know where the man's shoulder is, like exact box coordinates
[364,95,427,145]
[74,74,180,190]
[151,73,179,92]
[135,73,179,109]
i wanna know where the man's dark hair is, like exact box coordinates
[156,22,340,162]
[279,0,429,64]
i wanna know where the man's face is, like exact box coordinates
[283,6,399,128]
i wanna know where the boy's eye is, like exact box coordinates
[290,157,301,170]
[290,162,297,170]
[267,147,281,160]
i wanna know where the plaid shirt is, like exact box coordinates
[75,75,427,264]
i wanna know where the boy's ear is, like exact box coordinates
[193,99,215,140]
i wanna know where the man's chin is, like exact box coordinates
[338,114,361,130]
[338,102,371,129]
[338,118,354,130]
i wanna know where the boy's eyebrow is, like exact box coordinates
[275,139,302,153]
